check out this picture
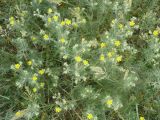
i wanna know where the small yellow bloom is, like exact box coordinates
[61,21,65,26]
[153,30,159,36]
[65,19,71,25]
[107,52,113,58]
[59,38,65,43]
[53,15,59,22]
[40,82,45,88]
[75,56,82,62]
[15,111,21,117]
[106,99,113,105]
[43,34,49,40]
[55,107,62,113]
[73,23,78,28]
[38,69,45,75]
[129,20,135,27]
[48,17,52,23]
[9,17,14,21]
[10,20,15,26]
[27,60,32,66]
[15,64,21,70]
[31,36,37,41]
[100,54,105,61]
[140,116,145,120]
[33,88,37,92]
[83,60,89,66]
[87,113,93,120]
[111,19,115,24]
[9,17,15,25]
[48,8,53,14]
[100,42,107,48]
[32,75,38,81]
[116,56,122,62]
[114,40,121,47]
[118,24,123,29]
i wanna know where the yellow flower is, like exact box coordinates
[40,82,45,88]
[65,19,71,25]
[33,88,37,92]
[9,17,15,26]
[53,15,59,22]
[118,24,123,29]
[140,116,145,120]
[87,113,93,120]
[75,56,82,62]
[114,40,121,47]
[31,36,37,41]
[153,30,159,36]
[100,42,107,48]
[107,52,113,58]
[73,23,78,28]
[27,60,32,66]
[15,64,21,70]
[116,56,122,62]
[15,111,22,117]
[48,17,52,23]
[10,20,15,26]
[59,38,65,43]
[48,8,53,14]
[83,60,89,66]
[106,99,113,105]
[100,54,105,61]
[43,34,49,40]
[111,19,115,24]
[61,21,65,26]
[55,107,62,113]
[9,17,14,21]
[32,75,38,81]
[38,69,45,75]
[129,20,135,27]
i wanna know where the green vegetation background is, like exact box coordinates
[0,0,160,120]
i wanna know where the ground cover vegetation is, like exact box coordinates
[0,0,160,120]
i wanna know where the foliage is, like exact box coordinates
[0,0,160,120]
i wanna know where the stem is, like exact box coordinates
[136,104,139,120]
